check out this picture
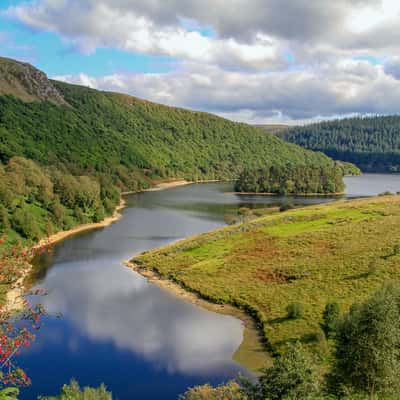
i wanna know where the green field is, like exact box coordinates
[132,195,400,369]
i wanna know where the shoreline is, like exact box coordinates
[124,261,272,373]
[229,191,345,197]
[4,198,126,312]
[121,179,226,195]
[5,178,197,311]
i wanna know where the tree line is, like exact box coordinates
[282,116,400,172]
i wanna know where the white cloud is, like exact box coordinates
[54,59,400,123]
[8,0,287,70]
[8,0,400,121]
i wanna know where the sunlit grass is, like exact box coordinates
[132,195,400,367]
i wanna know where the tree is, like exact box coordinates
[321,302,340,339]
[10,209,39,240]
[179,381,244,400]
[329,284,400,398]
[0,236,47,388]
[246,342,318,400]
[39,379,112,400]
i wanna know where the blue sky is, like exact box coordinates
[1,0,400,124]
[0,0,177,77]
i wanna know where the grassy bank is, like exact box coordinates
[131,195,400,368]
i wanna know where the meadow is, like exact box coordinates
[132,195,400,367]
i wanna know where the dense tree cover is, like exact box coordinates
[181,284,400,400]
[0,61,343,243]
[0,156,120,243]
[282,116,400,172]
[0,77,334,185]
[234,164,345,194]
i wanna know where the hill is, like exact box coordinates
[0,56,67,105]
[0,57,341,244]
[254,124,290,134]
[131,195,400,368]
[282,116,400,172]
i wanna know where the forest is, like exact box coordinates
[282,116,400,172]
[234,164,345,194]
[0,81,333,185]
[0,56,345,243]
[0,156,121,244]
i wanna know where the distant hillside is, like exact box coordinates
[0,57,336,185]
[254,124,290,134]
[282,116,400,172]
[0,56,340,244]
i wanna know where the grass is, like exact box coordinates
[132,195,400,370]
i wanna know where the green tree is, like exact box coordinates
[39,379,111,400]
[246,342,319,400]
[321,302,340,339]
[11,208,40,240]
[179,381,245,400]
[329,284,400,398]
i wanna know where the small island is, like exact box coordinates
[234,163,346,195]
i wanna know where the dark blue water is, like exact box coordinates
[18,176,400,399]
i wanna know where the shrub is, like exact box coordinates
[321,302,340,339]
[179,381,244,400]
[246,342,319,400]
[286,302,304,319]
[280,202,295,212]
[11,208,40,240]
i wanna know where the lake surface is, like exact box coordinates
[19,174,400,399]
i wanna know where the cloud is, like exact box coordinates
[54,59,400,123]
[9,0,400,64]
[7,0,400,121]
[7,0,288,70]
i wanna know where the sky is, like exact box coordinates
[1,0,400,124]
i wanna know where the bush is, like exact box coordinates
[11,208,40,240]
[286,302,304,319]
[179,381,244,400]
[321,302,340,339]
[245,342,319,400]
[280,202,295,212]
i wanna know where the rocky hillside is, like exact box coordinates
[0,56,67,105]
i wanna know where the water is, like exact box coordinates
[18,174,400,399]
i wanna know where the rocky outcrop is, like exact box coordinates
[0,56,68,105]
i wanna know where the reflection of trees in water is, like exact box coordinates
[28,252,54,286]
